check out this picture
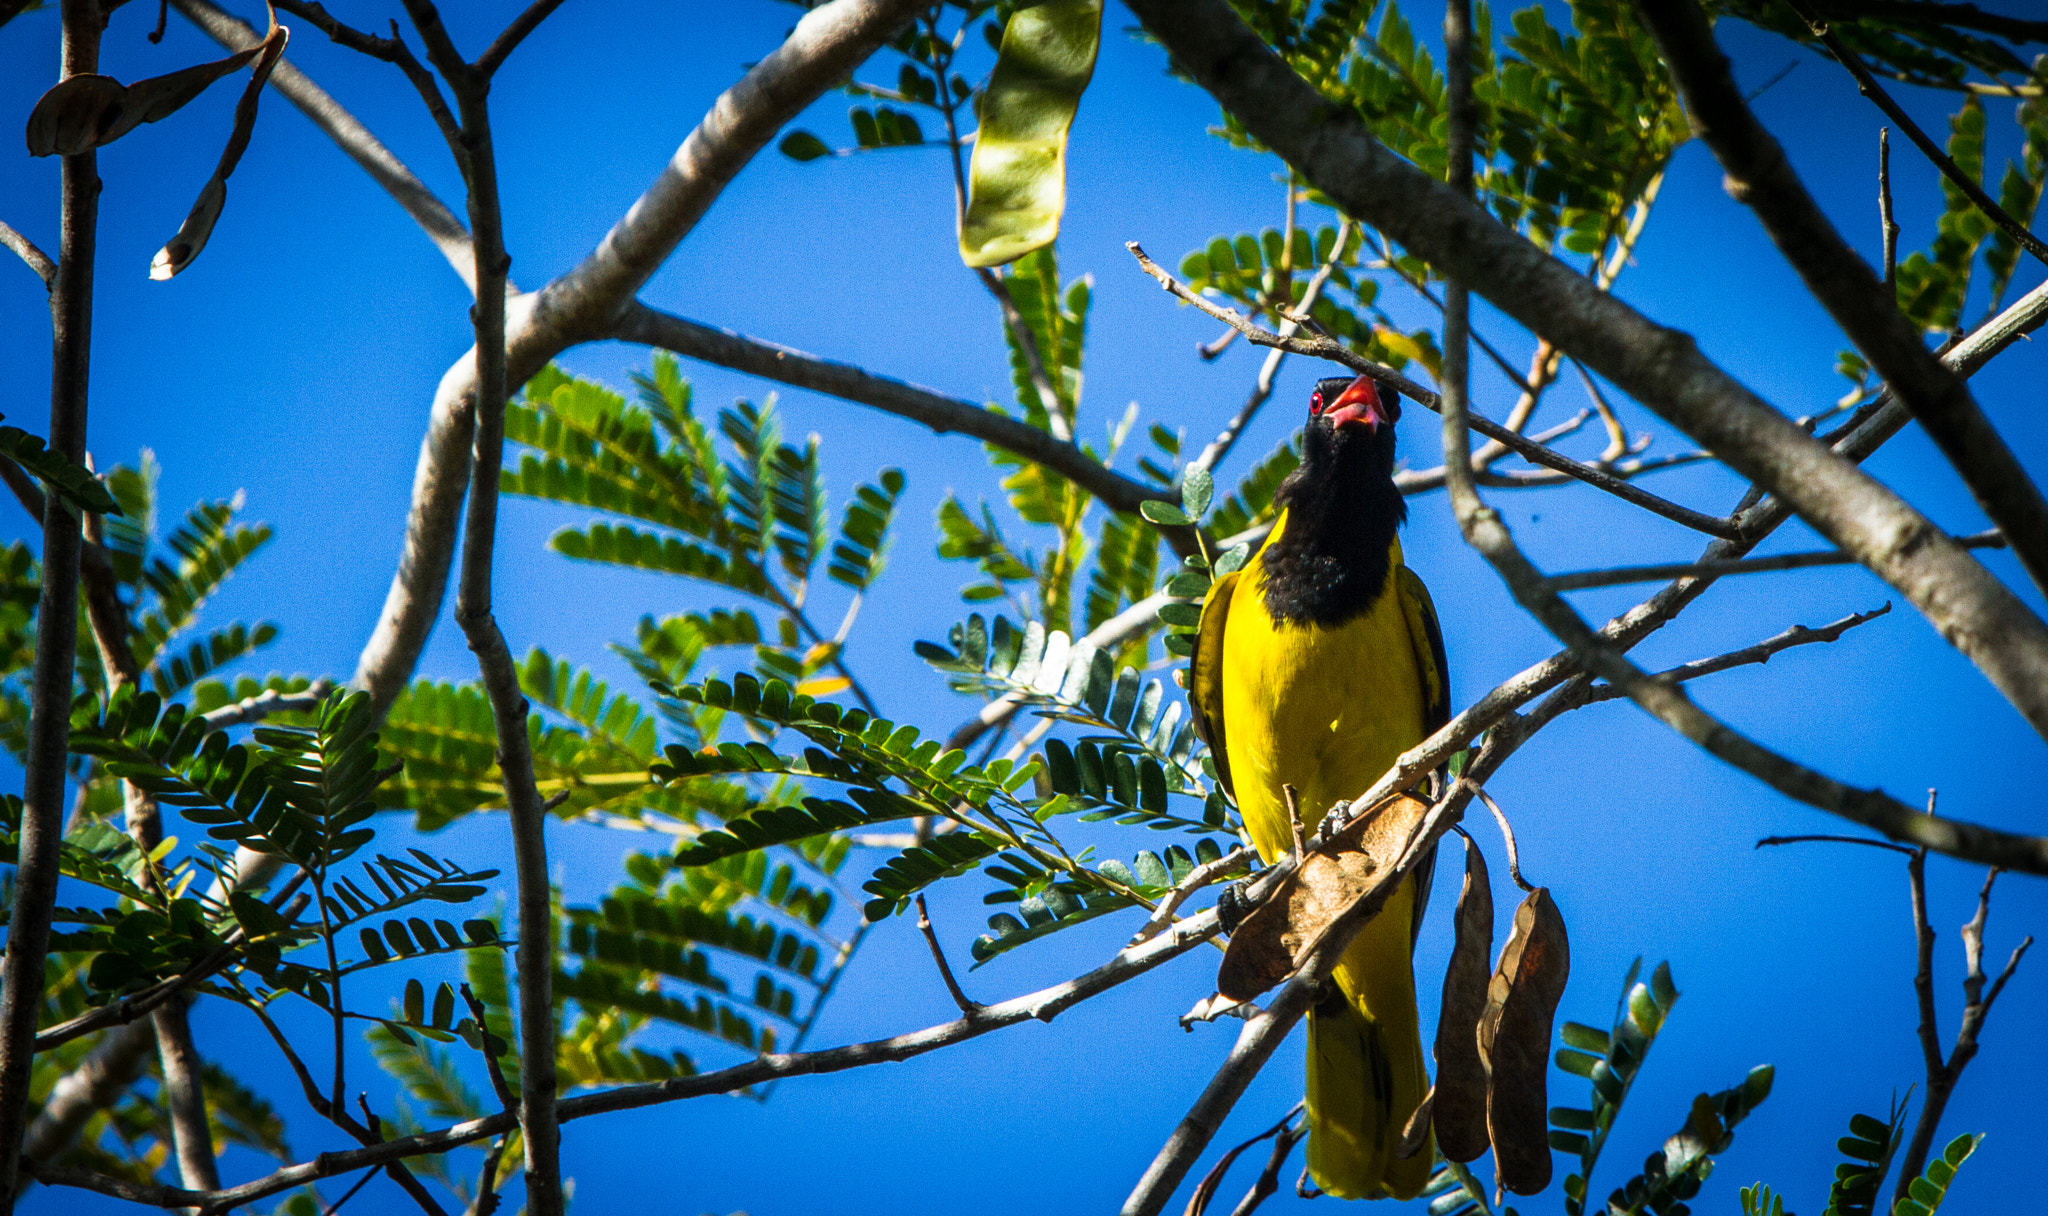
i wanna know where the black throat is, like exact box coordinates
[1257,419,1406,626]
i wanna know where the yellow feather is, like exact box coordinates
[1199,510,1438,1200]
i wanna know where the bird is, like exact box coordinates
[1188,372,1449,1200]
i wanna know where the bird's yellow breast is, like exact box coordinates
[1221,534,1428,865]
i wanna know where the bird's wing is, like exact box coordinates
[1188,568,1241,803]
[1396,565,1451,737]
[1396,564,1451,939]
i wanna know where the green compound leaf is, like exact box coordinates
[0,423,120,515]
[958,0,1104,268]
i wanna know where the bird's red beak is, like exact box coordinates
[1324,375,1397,431]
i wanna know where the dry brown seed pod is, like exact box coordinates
[25,74,127,158]
[1215,794,1429,1002]
[1432,833,1494,1163]
[1481,886,1569,1195]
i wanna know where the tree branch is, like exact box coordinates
[1545,529,2004,591]
[0,7,100,1207]
[410,9,565,1208]
[1891,860,2033,1203]
[611,303,1172,518]
[474,0,571,79]
[0,222,53,289]
[1583,604,1893,703]
[1639,0,2048,608]
[350,0,925,716]
[1126,0,2048,743]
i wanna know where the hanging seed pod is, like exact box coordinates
[1479,886,1570,1195]
[1433,834,1495,1162]
[1216,794,1429,1002]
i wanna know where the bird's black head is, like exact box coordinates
[1262,374,1407,624]
[1303,374,1401,477]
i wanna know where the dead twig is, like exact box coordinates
[1544,532,2004,591]
[913,895,980,1016]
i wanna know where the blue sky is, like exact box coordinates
[3,2,2045,1213]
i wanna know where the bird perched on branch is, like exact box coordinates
[1190,373,1449,1200]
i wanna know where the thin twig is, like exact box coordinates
[1545,531,2004,592]
[913,895,980,1015]
[1755,833,1918,854]
[0,222,54,288]
[1186,219,1356,480]
[474,0,571,78]
[1891,854,2033,1203]
[1183,1101,1302,1216]
[1879,127,1899,295]
[1126,242,1743,541]
[1588,605,1892,704]
[418,8,565,1207]
[1468,784,1533,893]
[1130,846,1251,946]
[1790,1,2048,266]
[458,985,517,1113]
[465,1139,508,1216]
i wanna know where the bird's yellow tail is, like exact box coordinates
[1303,873,1431,1200]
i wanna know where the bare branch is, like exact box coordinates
[1127,0,2048,742]
[351,0,926,714]
[1640,0,2048,607]
[1547,530,2004,591]
[1754,833,1917,855]
[475,0,571,78]
[0,222,53,288]
[1126,243,1743,541]
[913,895,980,1015]
[612,303,1172,518]
[1891,855,2033,1203]
[199,680,334,728]
[1586,604,1892,703]
[0,8,101,1205]
[1879,126,1899,294]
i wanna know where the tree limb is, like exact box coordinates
[0,222,53,289]
[1639,0,2048,608]
[350,0,925,715]
[0,9,100,1209]
[611,303,1172,517]
[1126,0,2048,743]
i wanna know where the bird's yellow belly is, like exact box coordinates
[1220,566,1427,866]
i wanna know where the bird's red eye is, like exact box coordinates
[1309,391,1324,415]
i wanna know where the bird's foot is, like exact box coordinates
[1216,879,1254,933]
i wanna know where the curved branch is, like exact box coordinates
[1640,0,2048,605]
[348,0,925,713]
[1126,0,2048,742]
[612,303,1170,516]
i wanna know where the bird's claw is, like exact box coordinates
[1216,878,1254,933]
